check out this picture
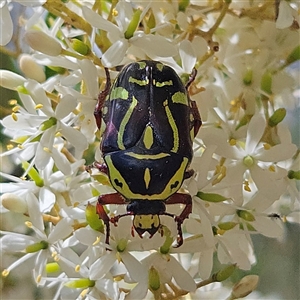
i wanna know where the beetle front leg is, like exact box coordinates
[96,193,127,244]
[164,193,193,247]
[94,67,111,130]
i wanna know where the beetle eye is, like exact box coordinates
[171,180,179,189]
[114,179,123,188]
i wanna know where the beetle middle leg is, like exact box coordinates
[164,193,192,247]
[96,193,128,244]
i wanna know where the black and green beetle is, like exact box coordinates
[93,60,201,247]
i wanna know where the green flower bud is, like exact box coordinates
[24,30,62,56]
[196,191,228,203]
[124,9,142,39]
[71,39,91,55]
[218,222,238,230]
[85,203,104,232]
[45,262,61,273]
[40,117,57,131]
[149,266,160,291]
[237,210,255,221]
[286,45,300,65]
[159,226,173,254]
[22,161,44,187]
[231,275,259,299]
[179,0,189,11]
[261,71,272,95]
[1,193,28,213]
[235,114,251,130]
[288,170,300,180]
[65,278,95,289]
[268,108,286,127]
[243,68,253,86]
[26,240,48,253]
[213,264,237,282]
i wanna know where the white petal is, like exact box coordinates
[132,34,177,58]
[121,252,146,282]
[96,279,120,300]
[256,143,297,162]
[0,3,13,46]
[82,6,120,37]
[90,252,116,279]
[276,1,294,29]
[15,0,46,6]
[50,146,72,175]
[245,114,266,154]
[39,187,55,213]
[79,59,99,98]
[27,192,45,232]
[170,256,196,292]
[55,94,77,120]
[1,234,35,252]
[179,40,196,73]
[198,248,214,280]
[101,39,129,67]
[60,122,88,152]
[48,218,73,243]
[251,215,284,238]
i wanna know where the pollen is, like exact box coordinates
[93,236,101,246]
[7,144,14,150]
[75,265,80,272]
[12,105,20,112]
[269,165,276,172]
[2,269,9,277]
[263,143,271,150]
[112,8,118,16]
[25,221,33,228]
[9,99,18,106]
[35,104,44,109]
[43,147,52,153]
[36,274,42,283]
[244,181,251,192]
[11,112,18,121]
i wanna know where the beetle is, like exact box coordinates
[92,60,201,247]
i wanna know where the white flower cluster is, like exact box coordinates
[0,0,299,299]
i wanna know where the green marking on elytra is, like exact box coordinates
[110,87,129,100]
[155,80,173,87]
[156,63,164,71]
[117,96,138,149]
[129,76,149,86]
[172,91,188,105]
[137,61,147,69]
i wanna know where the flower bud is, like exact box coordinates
[288,170,300,180]
[45,262,60,273]
[71,39,91,55]
[85,203,104,232]
[261,71,272,95]
[1,193,28,213]
[286,45,300,65]
[65,278,95,288]
[196,191,227,202]
[159,226,173,254]
[24,30,62,56]
[19,54,46,83]
[268,108,286,127]
[149,266,160,291]
[237,210,255,221]
[40,117,57,131]
[213,264,237,282]
[0,70,26,90]
[231,275,259,299]
[218,222,238,230]
[26,240,49,253]
[124,9,142,39]
[243,68,253,86]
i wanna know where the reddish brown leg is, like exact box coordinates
[190,100,202,137]
[164,193,193,247]
[94,67,111,130]
[96,193,128,244]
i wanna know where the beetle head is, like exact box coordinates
[132,214,160,238]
